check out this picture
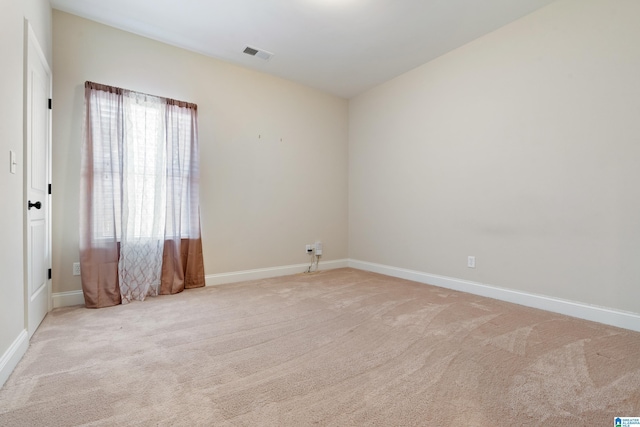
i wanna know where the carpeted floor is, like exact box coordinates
[1,268,639,426]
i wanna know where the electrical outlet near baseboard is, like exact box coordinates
[467,256,476,268]
[73,262,81,276]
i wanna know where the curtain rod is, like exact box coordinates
[85,81,197,110]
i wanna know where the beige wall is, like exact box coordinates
[0,0,51,369]
[52,11,349,294]
[349,0,640,315]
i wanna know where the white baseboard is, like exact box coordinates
[51,260,351,306]
[52,290,85,308]
[349,259,640,333]
[206,259,349,286]
[54,259,639,333]
[0,330,29,389]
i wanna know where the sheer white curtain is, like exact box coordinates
[80,82,205,308]
[118,92,167,303]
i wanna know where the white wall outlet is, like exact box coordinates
[73,262,81,276]
[305,244,313,253]
[467,256,475,268]
[315,241,323,256]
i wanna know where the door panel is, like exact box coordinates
[26,23,51,338]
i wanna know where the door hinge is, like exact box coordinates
[48,268,52,280]
[48,98,52,110]
[48,183,51,195]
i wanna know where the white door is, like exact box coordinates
[25,23,52,338]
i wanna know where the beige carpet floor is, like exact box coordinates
[1,268,639,426]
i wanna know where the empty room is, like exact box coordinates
[1,0,640,425]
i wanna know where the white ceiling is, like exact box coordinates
[50,0,557,98]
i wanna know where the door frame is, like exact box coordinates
[24,20,52,337]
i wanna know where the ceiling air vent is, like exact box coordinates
[243,45,273,61]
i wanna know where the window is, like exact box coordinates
[80,81,204,306]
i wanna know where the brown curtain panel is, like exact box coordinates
[160,239,205,294]
[80,81,204,308]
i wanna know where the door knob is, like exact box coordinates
[28,200,42,210]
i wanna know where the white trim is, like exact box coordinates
[0,330,29,389]
[206,259,349,286]
[52,259,351,305]
[52,290,85,308]
[349,259,640,333]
